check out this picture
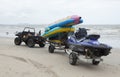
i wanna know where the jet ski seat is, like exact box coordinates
[75,28,87,39]
[86,34,100,40]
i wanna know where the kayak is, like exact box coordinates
[42,27,75,38]
[42,15,83,38]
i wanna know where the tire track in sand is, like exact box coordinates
[28,59,59,77]
[0,54,59,77]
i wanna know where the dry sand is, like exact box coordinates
[0,37,120,77]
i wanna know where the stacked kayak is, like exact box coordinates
[42,15,83,39]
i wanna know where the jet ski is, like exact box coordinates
[66,28,112,65]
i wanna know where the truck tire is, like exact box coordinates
[27,38,35,48]
[14,37,21,45]
[39,42,45,47]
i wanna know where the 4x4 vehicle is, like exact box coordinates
[14,27,45,47]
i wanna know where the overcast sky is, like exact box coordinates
[0,0,120,24]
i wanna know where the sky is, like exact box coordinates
[0,0,120,24]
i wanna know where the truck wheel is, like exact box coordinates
[27,38,35,48]
[39,42,45,47]
[14,37,21,45]
[92,59,100,65]
[49,45,55,53]
[69,52,77,65]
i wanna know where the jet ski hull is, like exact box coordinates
[67,34,112,58]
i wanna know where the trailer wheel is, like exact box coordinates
[49,45,55,53]
[69,52,77,65]
[39,42,45,47]
[92,59,100,65]
[27,38,35,48]
[14,37,21,45]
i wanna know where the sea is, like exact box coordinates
[0,24,120,48]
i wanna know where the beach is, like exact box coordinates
[0,0,120,76]
[0,37,120,77]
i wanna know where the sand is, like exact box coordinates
[0,37,120,77]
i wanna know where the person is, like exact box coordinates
[39,30,41,35]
